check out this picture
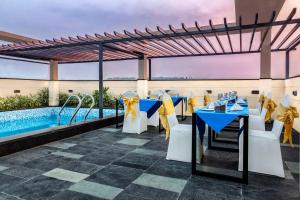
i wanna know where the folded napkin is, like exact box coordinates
[236,98,246,104]
[207,102,215,109]
[230,103,243,111]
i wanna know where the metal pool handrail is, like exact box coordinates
[82,94,95,121]
[58,95,82,126]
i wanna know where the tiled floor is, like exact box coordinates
[0,119,298,200]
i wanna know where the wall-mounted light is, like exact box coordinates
[14,90,20,94]
[251,90,259,95]
[68,90,73,93]
[206,90,212,94]
[292,91,297,96]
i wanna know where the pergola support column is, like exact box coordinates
[285,50,289,79]
[260,30,271,79]
[137,55,149,98]
[99,43,104,118]
[49,60,59,106]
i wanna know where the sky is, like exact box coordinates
[0,0,298,79]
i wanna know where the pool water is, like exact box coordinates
[0,107,123,138]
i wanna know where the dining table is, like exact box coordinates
[191,101,249,184]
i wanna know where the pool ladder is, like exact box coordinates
[57,94,95,126]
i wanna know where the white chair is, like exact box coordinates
[122,91,147,134]
[238,95,290,177]
[147,90,164,127]
[248,92,271,131]
[165,94,203,162]
[249,92,265,116]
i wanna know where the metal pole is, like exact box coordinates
[149,59,152,81]
[99,43,104,118]
[286,50,290,79]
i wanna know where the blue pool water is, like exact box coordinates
[0,107,123,139]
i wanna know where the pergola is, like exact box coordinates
[0,9,300,117]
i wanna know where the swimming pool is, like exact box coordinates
[0,107,123,139]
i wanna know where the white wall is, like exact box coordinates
[0,79,48,96]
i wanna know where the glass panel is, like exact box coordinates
[290,47,300,77]
[59,60,138,80]
[271,52,285,79]
[151,53,260,79]
[0,58,49,80]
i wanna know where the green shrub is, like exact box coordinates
[58,87,115,108]
[0,88,49,111]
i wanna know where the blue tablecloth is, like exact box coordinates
[119,99,162,118]
[171,96,187,107]
[195,105,249,142]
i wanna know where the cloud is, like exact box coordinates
[0,0,235,39]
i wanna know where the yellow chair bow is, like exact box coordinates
[204,95,211,106]
[158,99,175,140]
[258,94,265,105]
[263,98,277,122]
[277,104,299,146]
[187,97,198,114]
[122,95,140,119]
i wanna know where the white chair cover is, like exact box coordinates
[122,91,147,134]
[164,94,203,162]
[238,95,289,177]
[147,90,164,127]
[249,92,265,115]
[248,92,272,131]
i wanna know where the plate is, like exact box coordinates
[201,108,215,111]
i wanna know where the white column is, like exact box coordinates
[49,60,59,106]
[136,56,149,98]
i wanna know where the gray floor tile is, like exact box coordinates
[113,152,161,170]
[4,175,73,200]
[117,138,150,146]
[132,148,166,156]
[52,190,106,200]
[0,193,21,200]
[0,174,24,191]
[120,184,179,200]
[133,173,187,193]
[69,180,123,200]
[24,155,73,171]
[0,166,9,172]
[86,165,143,189]
[51,151,84,159]
[286,161,299,174]
[59,160,104,175]
[43,168,89,183]
[1,166,44,180]
[146,159,191,179]
[44,142,77,150]
[100,128,121,133]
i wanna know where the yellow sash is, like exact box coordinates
[258,94,265,105]
[277,104,299,146]
[263,98,277,122]
[122,95,139,119]
[149,95,157,99]
[187,97,198,114]
[204,95,211,106]
[158,99,175,140]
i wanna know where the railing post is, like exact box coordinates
[99,43,104,118]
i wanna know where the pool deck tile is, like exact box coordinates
[44,142,77,150]
[69,180,123,200]
[133,173,187,193]
[51,151,84,159]
[43,168,89,183]
[116,138,150,146]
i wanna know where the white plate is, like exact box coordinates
[201,108,215,111]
